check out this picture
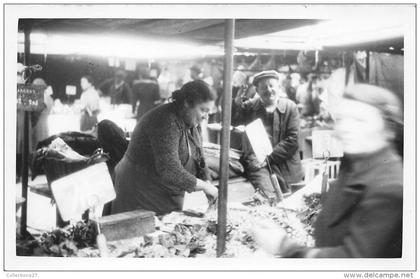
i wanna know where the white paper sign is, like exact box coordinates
[183,191,208,213]
[245,118,273,164]
[65,85,77,96]
[51,162,116,221]
[124,59,137,71]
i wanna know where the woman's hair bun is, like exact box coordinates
[171,89,184,102]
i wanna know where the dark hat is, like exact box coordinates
[343,84,403,126]
[252,70,280,86]
[190,65,202,74]
[115,69,127,78]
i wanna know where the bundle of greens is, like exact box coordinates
[19,220,97,257]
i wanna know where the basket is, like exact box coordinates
[302,158,341,184]
[44,158,88,186]
[43,148,110,186]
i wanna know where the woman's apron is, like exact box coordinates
[170,126,204,209]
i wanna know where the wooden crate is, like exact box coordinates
[93,209,155,241]
[302,159,341,183]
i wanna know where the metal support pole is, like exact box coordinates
[216,19,235,257]
[20,22,31,237]
[365,50,370,81]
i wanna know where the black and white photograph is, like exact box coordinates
[2,2,417,278]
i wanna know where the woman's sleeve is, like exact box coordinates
[147,118,197,194]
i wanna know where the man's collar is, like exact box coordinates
[275,98,288,113]
[256,97,288,114]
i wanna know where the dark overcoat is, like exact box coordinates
[285,147,403,258]
[237,97,304,184]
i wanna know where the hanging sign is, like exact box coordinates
[65,85,77,96]
[17,84,44,111]
[51,162,116,221]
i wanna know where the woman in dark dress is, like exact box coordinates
[253,84,403,258]
[111,80,218,215]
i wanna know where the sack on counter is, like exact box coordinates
[203,142,244,180]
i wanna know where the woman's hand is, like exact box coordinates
[252,219,288,255]
[203,183,218,199]
[233,125,246,133]
[196,179,218,199]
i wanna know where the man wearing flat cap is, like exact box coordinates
[233,70,303,198]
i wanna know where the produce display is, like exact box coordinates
[17,195,322,258]
[17,220,98,257]
[299,193,322,236]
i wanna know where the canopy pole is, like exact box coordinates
[365,50,370,81]
[20,21,31,237]
[216,19,235,257]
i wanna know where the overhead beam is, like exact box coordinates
[135,19,225,35]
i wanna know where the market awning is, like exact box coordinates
[323,36,404,54]
[18,19,322,45]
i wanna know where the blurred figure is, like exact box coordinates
[325,67,353,117]
[201,62,214,87]
[284,74,297,103]
[298,74,322,117]
[99,69,132,105]
[80,75,100,132]
[231,71,253,126]
[132,68,161,121]
[31,78,54,150]
[295,75,309,111]
[253,84,403,258]
[295,74,335,128]
[189,65,203,81]
[157,66,176,101]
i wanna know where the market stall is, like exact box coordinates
[16,15,405,259]
[17,18,324,256]
[17,193,322,258]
